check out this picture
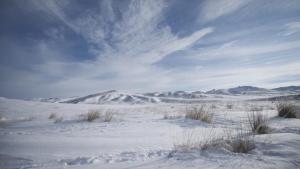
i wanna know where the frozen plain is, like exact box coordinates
[0,96,300,169]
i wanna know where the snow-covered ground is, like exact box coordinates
[0,97,300,169]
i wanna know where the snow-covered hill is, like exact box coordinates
[61,90,161,104]
[272,86,300,93]
[31,86,300,105]
[144,91,207,99]
[206,86,283,95]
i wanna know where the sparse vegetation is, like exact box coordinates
[247,112,269,134]
[104,110,114,122]
[276,102,297,118]
[226,104,233,109]
[226,134,255,153]
[48,113,57,119]
[79,109,116,122]
[173,129,223,151]
[87,110,101,122]
[185,105,213,123]
[173,127,255,154]
[210,104,217,109]
[54,116,63,123]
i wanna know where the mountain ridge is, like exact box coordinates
[33,85,300,104]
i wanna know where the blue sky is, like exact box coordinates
[1,0,300,99]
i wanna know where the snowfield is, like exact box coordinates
[0,96,300,169]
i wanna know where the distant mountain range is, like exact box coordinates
[206,86,273,95]
[272,86,300,92]
[34,90,161,104]
[33,85,300,104]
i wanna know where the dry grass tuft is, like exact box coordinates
[173,129,223,151]
[276,102,297,118]
[247,112,269,134]
[87,110,101,122]
[185,105,213,123]
[211,104,217,109]
[48,113,63,123]
[54,116,63,123]
[224,126,256,153]
[48,113,57,119]
[173,127,255,154]
[226,104,233,109]
[104,110,114,122]
[227,135,255,153]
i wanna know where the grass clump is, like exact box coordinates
[210,104,217,109]
[185,105,213,123]
[80,109,115,122]
[87,110,101,122]
[226,104,233,109]
[104,111,114,122]
[48,113,57,119]
[54,116,63,123]
[173,129,222,151]
[173,128,255,154]
[227,135,255,153]
[224,127,255,153]
[276,102,297,118]
[247,112,269,134]
[48,113,63,123]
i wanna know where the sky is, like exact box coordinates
[0,0,300,99]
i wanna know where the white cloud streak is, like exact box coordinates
[199,0,251,22]
[2,0,300,98]
[162,62,300,91]
[20,0,213,96]
[187,40,300,60]
[281,21,300,36]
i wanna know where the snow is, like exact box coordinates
[0,97,300,169]
[60,90,161,104]
[32,86,300,105]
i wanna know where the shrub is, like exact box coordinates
[48,113,57,119]
[54,116,63,123]
[104,111,114,122]
[185,105,213,123]
[227,135,255,153]
[225,128,255,153]
[227,104,233,109]
[173,128,255,154]
[247,112,269,134]
[276,102,297,118]
[87,110,101,122]
[173,129,223,151]
[211,104,217,109]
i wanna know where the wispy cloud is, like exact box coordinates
[199,0,251,22]
[281,21,300,36]
[187,40,300,60]
[1,0,214,98]
[0,0,300,98]
[161,62,300,91]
